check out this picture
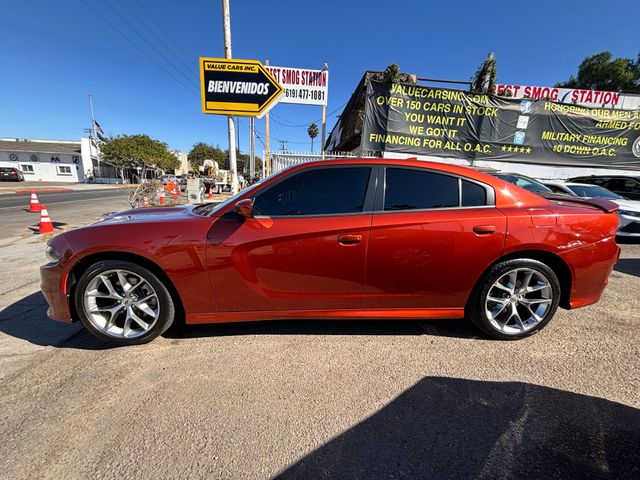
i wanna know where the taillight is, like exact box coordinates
[10,170,16,175]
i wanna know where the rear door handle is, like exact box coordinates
[337,234,362,245]
[473,225,496,235]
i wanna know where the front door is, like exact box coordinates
[205,166,376,312]
[365,167,507,309]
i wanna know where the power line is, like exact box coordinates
[81,0,198,97]
[131,0,195,67]
[270,101,348,128]
[101,0,200,90]
[113,0,195,74]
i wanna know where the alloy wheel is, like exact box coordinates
[484,268,553,335]
[82,269,160,339]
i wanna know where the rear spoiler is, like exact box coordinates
[545,194,619,213]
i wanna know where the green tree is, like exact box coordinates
[188,142,227,171]
[556,51,640,92]
[100,134,178,183]
[307,123,319,153]
[471,52,497,94]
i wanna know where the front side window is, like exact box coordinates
[254,167,371,216]
[384,168,458,210]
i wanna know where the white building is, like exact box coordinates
[0,137,97,183]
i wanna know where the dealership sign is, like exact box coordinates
[496,84,640,110]
[199,58,284,117]
[356,80,640,169]
[265,66,329,106]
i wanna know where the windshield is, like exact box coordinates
[495,174,553,194]
[192,177,268,216]
[567,184,624,200]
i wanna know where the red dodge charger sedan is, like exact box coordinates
[41,159,620,345]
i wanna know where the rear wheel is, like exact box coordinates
[74,260,175,345]
[468,259,561,340]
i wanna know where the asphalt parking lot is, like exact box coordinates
[0,226,639,478]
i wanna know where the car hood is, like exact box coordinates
[98,205,196,225]
[612,199,640,211]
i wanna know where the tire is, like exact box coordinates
[73,260,175,345]
[467,258,561,340]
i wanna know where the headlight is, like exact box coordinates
[618,209,640,218]
[45,245,62,263]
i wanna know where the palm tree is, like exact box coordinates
[307,123,319,153]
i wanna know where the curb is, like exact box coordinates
[13,189,74,194]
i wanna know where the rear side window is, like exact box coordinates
[254,167,371,216]
[461,180,487,206]
[384,168,458,210]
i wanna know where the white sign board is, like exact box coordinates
[496,84,640,110]
[265,66,328,105]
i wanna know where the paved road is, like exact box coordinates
[0,223,638,479]
[0,189,132,240]
[0,188,129,210]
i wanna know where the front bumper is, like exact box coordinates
[617,213,640,236]
[40,264,72,322]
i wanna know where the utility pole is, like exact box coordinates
[249,117,255,179]
[321,62,328,159]
[88,93,99,165]
[221,0,238,194]
[265,59,271,176]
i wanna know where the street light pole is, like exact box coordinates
[221,0,238,194]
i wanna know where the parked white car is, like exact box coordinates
[544,182,640,237]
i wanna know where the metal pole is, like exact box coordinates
[249,117,255,179]
[221,0,238,194]
[320,63,328,159]
[321,104,326,159]
[88,93,98,165]
[265,59,271,176]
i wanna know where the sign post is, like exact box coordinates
[265,64,330,157]
[220,0,237,194]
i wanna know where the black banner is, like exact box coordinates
[362,80,640,169]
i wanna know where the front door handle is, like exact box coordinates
[337,234,362,245]
[473,225,496,235]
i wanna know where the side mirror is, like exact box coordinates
[235,198,254,218]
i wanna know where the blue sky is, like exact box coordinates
[1,0,638,154]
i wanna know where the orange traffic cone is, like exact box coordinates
[171,188,177,200]
[159,192,164,205]
[38,205,54,234]
[207,191,214,199]
[143,196,150,207]
[29,191,42,212]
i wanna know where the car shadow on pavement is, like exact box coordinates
[165,318,481,340]
[614,258,640,277]
[274,376,640,480]
[0,291,113,350]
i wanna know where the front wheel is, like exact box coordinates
[468,259,561,340]
[73,260,175,345]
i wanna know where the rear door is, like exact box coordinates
[365,167,507,309]
[206,166,376,312]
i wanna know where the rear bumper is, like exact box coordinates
[40,263,72,323]
[559,236,620,309]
